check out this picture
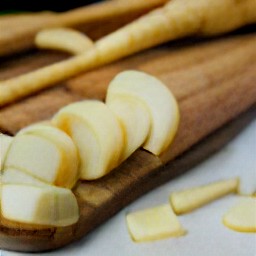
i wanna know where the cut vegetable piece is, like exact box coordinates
[106,95,150,161]
[4,134,75,188]
[1,184,79,227]
[107,70,179,155]
[169,178,239,214]
[0,134,13,170]
[126,204,185,242]
[35,28,94,55]
[52,100,123,180]
[223,197,256,233]
[18,123,79,187]
[2,168,46,186]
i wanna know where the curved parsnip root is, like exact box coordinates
[0,134,13,170]
[126,204,186,242]
[52,100,124,180]
[106,95,150,161]
[0,0,255,106]
[169,178,239,215]
[35,28,94,55]
[223,197,256,233]
[107,70,179,155]
[1,184,79,227]
[4,134,76,188]
[18,123,79,187]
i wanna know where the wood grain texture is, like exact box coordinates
[0,32,255,252]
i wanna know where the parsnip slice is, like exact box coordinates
[223,197,256,233]
[169,178,239,214]
[0,133,13,170]
[1,184,79,227]
[106,70,179,155]
[18,123,79,187]
[4,134,74,188]
[2,168,46,186]
[106,95,150,161]
[52,100,123,180]
[126,204,185,242]
[35,28,94,55]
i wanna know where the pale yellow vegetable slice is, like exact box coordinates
[4,134,75,188]
[52,100,124,180]
[126,204,185,242]
[35,28,94,55]
[1,184,79,227]
[18,123,79,187]
[2,168,46,186]
[0,133,13,170]
[1,0,255,106]
[223,197,256,233]
[106,70,179,155]
[169,178,239,214]
[106,95,150,161]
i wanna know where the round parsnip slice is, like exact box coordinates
[106,95,150,161]
[52,100,124,180]
[106,70,180,155]
[18,123,79,187]
[4,134,74,188]
[35,28,94,55]
[0,133,13,170]
[223,197,256,233]
[1,184,79,227]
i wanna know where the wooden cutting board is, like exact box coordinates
[0,31,255,252]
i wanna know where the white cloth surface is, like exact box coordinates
[3,119,256,256]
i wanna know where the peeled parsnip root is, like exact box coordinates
[106,70,179,155]
[126,204,185,242]
[0,134,13,170]
[169,178,239,215]
[106,95,151,161]
[0,0,255,106]
[52,100,124,180]
[4,133,78,188]
[35,28,94,55]
[223,197,256,233]
[1,184,79,227]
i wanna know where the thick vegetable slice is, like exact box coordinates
[35,28,94,55]
[126,204,185,242]
[223,197,256,233]
[106,70,179,155]
[4,134,76,188]
[169,178,239,214]
[1,184,79,227]
[52,100,124,180]
[106,95,150,161]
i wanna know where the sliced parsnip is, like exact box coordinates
[52,100,123,180]
[18,123,79,187]
[35,28,94,55]
[223,197,256,233]
[0,133,13,170]
[106,70,179,155]
[106,95,150,161]
[169,178,239,214]
[4,134,74,188]
[1,184,79,227]
[2,168,46,186]
[126,204,185,242]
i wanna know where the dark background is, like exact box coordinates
[0,1,102,12]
